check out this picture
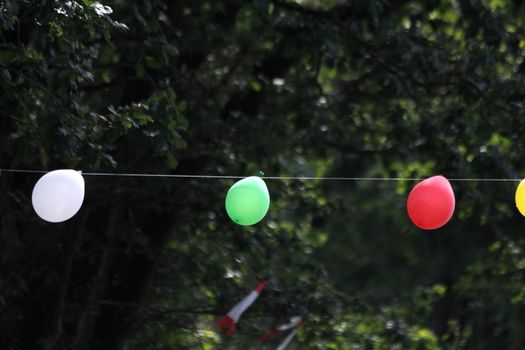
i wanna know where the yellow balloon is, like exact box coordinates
[515,180,525,216]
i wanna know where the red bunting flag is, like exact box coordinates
[217,281,265,336]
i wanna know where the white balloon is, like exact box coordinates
[32,169,85,223]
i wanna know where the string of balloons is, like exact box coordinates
[3,168,525,229]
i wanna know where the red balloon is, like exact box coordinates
[406,175,455,230]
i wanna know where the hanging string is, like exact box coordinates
[0,168,521,182]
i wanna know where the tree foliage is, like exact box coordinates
[2,0,525,349]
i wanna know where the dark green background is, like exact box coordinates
[2,0,525,349]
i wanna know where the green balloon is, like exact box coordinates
[225,176,270,226]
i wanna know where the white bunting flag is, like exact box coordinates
[276,329,298,350]
[217,281,265,336]
[259,316,305,350]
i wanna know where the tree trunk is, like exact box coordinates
[70,208,120,350]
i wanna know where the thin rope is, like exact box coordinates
[0,168,521,182]
[1,169,48,174]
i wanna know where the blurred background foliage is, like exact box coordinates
[2,0,525,349]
